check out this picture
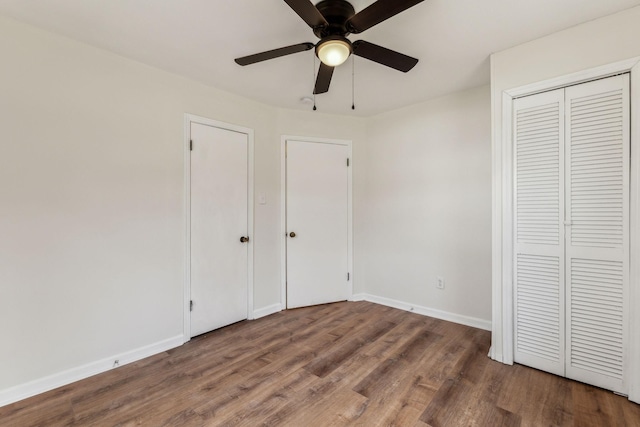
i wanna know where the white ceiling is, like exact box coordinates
[1,0,639,116]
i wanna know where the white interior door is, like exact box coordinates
[286,139,349,309]
[190,122,249,337]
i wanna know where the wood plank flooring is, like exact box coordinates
[2,301,639,426]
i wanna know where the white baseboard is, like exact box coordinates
[357,294,492,331]
[350,293,367,301]
[0,334,183,408]
[253,303,282,319]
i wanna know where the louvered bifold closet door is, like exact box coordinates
[565,74,629,394]
[513,89,566,376]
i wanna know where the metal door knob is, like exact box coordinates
[289,232,296,238]
[240,236,249,243]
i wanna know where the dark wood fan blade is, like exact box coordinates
[284,0,328,29]
[314,62,334,94]
[235,43,315,66]
[352,40,418,72]
[347,0,424,34]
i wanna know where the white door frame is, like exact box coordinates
[184,114,254,342]
[491,57,640,403]
[280,135,353,309]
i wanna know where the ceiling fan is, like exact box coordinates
[235,0,424,95]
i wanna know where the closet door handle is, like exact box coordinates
[240,236,249,243]
[289,232,296,238]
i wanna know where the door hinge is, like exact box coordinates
[347,272,350,281]
[190,300,193,311]
[190,140,193,151]
[347,158,350,167]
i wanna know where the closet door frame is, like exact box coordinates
[493,57,640,403]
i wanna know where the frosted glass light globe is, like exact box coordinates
[317,40,351,67]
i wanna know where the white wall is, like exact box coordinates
[0,15,284,398]
[490,5,640,402]
[363,85,492,327]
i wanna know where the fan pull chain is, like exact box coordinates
[351,55,355,110]
[313,54,317,111]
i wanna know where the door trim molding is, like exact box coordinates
[184,114,254,342]
[491,57,640,403]
[280,135,353,309]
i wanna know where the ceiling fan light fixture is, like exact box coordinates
[235,0,424,95]
[316,37,352,67]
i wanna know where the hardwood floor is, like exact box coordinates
[2,301,639,426]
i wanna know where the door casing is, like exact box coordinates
[184,114,254,342]
[280,135,353,309]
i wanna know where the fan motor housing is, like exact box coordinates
[313,0,356,38]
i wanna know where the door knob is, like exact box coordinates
[289,232,296,238]
[240,236,249,243]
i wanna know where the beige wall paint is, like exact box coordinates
[0,15,281,391]
[363,85,492,323]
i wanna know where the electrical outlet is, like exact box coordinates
[436,276,445,290]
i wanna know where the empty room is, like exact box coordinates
[1,0,640,425]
